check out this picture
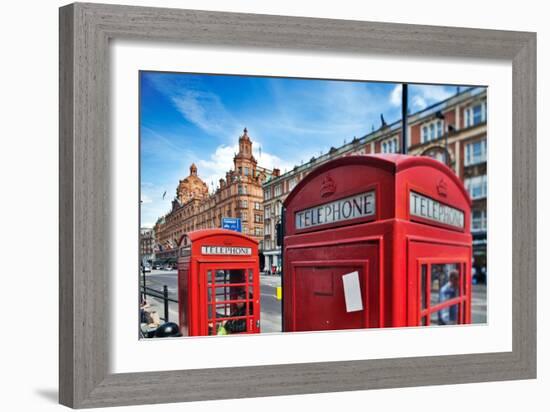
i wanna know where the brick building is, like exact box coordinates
[261,87,487,277]
[153,128,271,262]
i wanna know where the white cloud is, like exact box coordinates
[390,84,402,106]
[390,84,456,111]
[141,194,153,204]
[411,95,427,110]
[195,140,295,192]
[252,141,295,174]
[148,74,239,141]
[196,144,237,190]
[172,90,236,136]
[410,85,455,110]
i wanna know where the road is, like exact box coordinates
[140,270,486,335]
[471,283,487,324]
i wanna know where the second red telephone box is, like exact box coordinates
[282,154,472,332]
[177,229,260,336]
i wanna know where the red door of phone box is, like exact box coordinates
[177,229,261,336]
[282,154,472,332]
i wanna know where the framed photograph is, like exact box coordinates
[59,2,536,408]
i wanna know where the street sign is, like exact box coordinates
[221,217,242,232]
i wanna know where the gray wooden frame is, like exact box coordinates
[59,2,536,408]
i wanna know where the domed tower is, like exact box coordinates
[234,127,257,178]
[176,163,209,204]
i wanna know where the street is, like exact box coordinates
[140,270,486,335]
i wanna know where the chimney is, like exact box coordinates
[272,168,280,177]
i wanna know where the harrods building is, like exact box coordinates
[153,129,271,261]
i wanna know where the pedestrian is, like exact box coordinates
[438,270,460,325]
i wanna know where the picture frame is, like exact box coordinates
[59,2,536,408]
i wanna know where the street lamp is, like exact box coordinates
[274,199,284,275]
[401,83,408,154]
[274,198,285,331]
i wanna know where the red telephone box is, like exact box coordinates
[177,229,260,336]
[282,154,472,332]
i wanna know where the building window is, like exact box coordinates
[289,176,298,191]
[242,226,248,234]
[265,239,271,250]
[472,209,487,232]
[254,227,263,236]
[244,167,249,176]
[254,201,261,210]
[465,175,487,199]
[381,137,398,153]
[421,119,444,143]
[274,184,282,197]
[264,188,272,200]
[465,139,487,166]
[254,214,263,223]
[265,223,272,235]
[265,205,271,219]
[464,102,486,127]
[238,185,247,195]
[239,200,248,208]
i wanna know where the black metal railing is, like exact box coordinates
[140,284,178,322]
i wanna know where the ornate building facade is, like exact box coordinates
[262,87,487,279]
[139,227,154,265]
[154,129,271,261]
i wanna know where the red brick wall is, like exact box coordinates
[365,143,371,154]
[445,109,456,129]
[410,124,421,146]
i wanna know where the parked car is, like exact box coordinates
[143,264,151,273]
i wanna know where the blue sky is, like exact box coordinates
[140,71,470,227]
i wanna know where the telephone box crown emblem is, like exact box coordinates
[320,174,336,198]
[436,179,448,197]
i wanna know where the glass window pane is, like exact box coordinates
[215,303,231,317]
[215,286,234,302]
[210,269,246,285]
[430,263,460,306]
[421,264,427,310]
[473,141,482,158]
[473,105,482,125]
[430,304,460,325]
